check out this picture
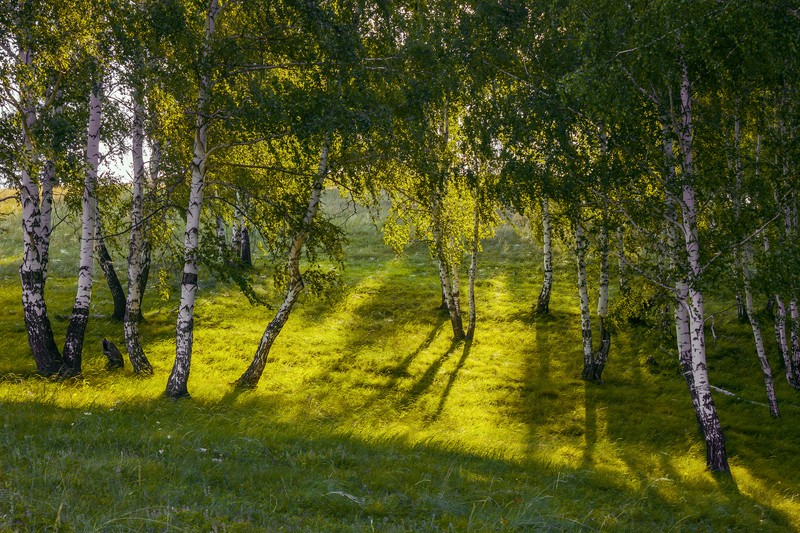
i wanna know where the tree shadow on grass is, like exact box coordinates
[396,338,461,413]
[429,339,472,422]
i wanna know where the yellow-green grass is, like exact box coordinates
[0,194,798,531]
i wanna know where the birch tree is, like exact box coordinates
[166,0,222,399]
[61,69,103,376]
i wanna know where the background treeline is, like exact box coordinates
[1,0,800,475]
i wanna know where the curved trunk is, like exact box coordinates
[124,95,153,374]
[742,247,779,416]
[62,76,103,376]
[677,66,728,472]
[236,141,328,388]
[96,220,127,321]
[536,197,553,314]
[18,47,61,373]
[166,0,221,398]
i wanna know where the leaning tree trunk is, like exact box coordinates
[95,219,127,321]
[124,94,153,374]
[166,0,221,398]
[741,246,779,416]
[665,123,704,436]
[17,47,61,374]
[677,65,728,472]
[536,197,553,314]
[236,140,329,389]
[62,76,103,376]
[466,198,479,340]
[774,295,798,388]
[575,219,594,380]
[789,300,800,388]
[593,223,611,382]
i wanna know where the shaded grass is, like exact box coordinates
[0,193,798,530]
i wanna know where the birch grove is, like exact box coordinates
[2,0,800,477]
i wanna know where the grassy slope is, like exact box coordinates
[0,194,798,531]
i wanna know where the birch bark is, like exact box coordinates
[536,197,553,314]
[125,95,153,374]
[576,219,593,380]
[677,65,728,472]
[742,245,779,416]
[62,76,103,376]
[236,141,329,388]
[432,189,465,340]
[593,222,611,382]
[17,47,61,373]
[166,0,221,398]
[466,198,479,339]
[774,296,797,388]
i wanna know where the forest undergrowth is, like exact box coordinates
[0,194,798,531]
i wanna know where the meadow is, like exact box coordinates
[0,193,799,531]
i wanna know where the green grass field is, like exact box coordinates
[0,193,799,531]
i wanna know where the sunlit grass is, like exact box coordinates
[0,192,799,530]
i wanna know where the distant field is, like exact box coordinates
[0,193,798,531]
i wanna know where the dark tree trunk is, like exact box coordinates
[102,338,124,370]
[240,223,252,266]
[96,223,127,321]
[20,269,62,374]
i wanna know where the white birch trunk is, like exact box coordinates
[62,76,103,375]
[664,123,704,430]
[431,189,465,340]
[790,300,800,388]
[536,197,553,314]
[215,215,227,257]
[39,158,55,278]
[466,198,479,339]
[594,222,611,381]
[166,0,221,398]
[17,46,61,373]
[236,140,329,388]
[575,220,593,380]
[678,65,728,472]
[741,246,779,416]
[125,95,153,374]
[774,296,797,388]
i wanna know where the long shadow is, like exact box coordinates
[396,339,461,412]
[430,339,472,422]
[357,316,448,411]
